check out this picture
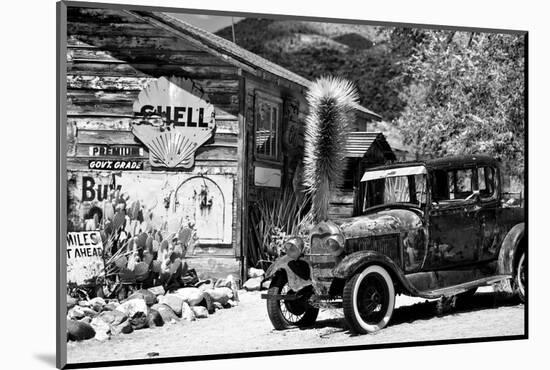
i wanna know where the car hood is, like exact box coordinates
[332,208,424,239]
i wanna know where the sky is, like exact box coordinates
[169,13,244,33]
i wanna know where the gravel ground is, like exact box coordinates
[66,287,525,365]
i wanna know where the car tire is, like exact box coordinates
[514,249,526,303]
[343,265,395,334]
[266,276,319,330]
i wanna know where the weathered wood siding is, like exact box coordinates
[66,7,243,260]
[66,7,241,166]
[242,73,310,266]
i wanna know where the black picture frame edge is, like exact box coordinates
[57,1,68,369]
[63,335,528,370]
[60,0,528,35]
[56,1,529,369]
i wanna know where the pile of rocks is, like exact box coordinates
[67,276,238,342]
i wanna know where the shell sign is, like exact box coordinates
[132,76,216,168]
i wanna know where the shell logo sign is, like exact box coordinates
[132,76,216,169]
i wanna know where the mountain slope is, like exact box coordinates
[216,19,407,122]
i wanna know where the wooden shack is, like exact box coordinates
[64,4,384,281]
[329,132,396,218]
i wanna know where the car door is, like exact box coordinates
[427,167,481,269]
[476,165,501,262]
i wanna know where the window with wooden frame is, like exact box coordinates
[254,91,282,161]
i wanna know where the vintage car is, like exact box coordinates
[262,155,525,334]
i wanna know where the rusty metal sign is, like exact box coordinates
[131,76,216,169]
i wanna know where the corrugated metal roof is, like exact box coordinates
[132,11,381,120]
[345,132,396,160]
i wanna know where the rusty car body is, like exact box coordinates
[262,155,525,334]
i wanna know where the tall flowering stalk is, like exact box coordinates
[303,76,359,222]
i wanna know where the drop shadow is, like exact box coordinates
[34,353,57,367]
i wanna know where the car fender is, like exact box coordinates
[332,250,420,296]
[498,222,525,275]
[264,255,314,292]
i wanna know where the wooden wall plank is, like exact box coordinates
[67,157,239,171]
[67,88,238,102]
[73,143,237,160]
[67,48,235,67]
[76,129,238,146]
[67,64,239,80]
[68,34,207,52]
[67,102,239,117]
[68,117,239,134]
[67,21,195,39]
[67,7,145,23]
[67,103,239,117]
[67,75,239,91]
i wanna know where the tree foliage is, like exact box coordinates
[395,31,525,178]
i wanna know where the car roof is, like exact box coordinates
[366,155,500,172]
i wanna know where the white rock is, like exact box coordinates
[243,277,263,291]
[174,287,204,306]
[157,294,184,316]
[191,306,209,319]
[68,306,86,320]
[148,286,165,296]
[89,297,106,311]
[90,317,111,341]
[181,302,196,321]
[203,287,233,305]
[116,298,147,318]
[248,267,265,278]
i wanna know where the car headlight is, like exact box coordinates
[310,221,345,256]
[284,237,304,260]
[325,235,345,256]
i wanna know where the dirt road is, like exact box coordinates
[66,287,525,365]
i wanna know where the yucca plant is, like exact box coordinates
[248,188,313,268]
[303,76,359,222]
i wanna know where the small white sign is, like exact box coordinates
[66,231,104,285]
[254,167,282,188]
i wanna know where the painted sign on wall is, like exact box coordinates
[132,76,216,169]
[88,145,144,157]
[88,160,143,171]
[66,231,104,285]
[68,172,234,245]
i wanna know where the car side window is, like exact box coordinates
[432,168,474,202]
[448,169,474,200]
[477,166,496,199]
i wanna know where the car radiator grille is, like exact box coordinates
[345,234,401,263]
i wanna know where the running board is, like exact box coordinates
[416,275,511,299]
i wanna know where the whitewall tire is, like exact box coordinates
[343,265,395,334]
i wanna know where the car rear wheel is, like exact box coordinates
[343,265,395,334]
[514,250,526,302]
[266,276,319,330]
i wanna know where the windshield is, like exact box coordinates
[362,172,427,212]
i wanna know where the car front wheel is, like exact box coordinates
[343,265,395,334]
[266,276,319,330]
